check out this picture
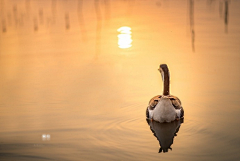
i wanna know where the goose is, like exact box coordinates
[146,64,184,123]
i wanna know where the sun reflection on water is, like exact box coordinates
[117,26,132,49]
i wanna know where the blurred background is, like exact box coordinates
[0,0,240,160]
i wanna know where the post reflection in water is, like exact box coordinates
[224,0,229,33]
[219,0,230,33]
[78,0,87,42]
[65,12,70,30]
[117,26,132,49]
[95,0,102,58]
[146,119,184,153]
[188,0,195,52]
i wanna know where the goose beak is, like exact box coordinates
[158,68,162,73]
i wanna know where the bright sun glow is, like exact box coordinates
[117,26,132,49]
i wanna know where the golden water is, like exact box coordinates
[0,0,240,160]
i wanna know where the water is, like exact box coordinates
[0,0,240,160]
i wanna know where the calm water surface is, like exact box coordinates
[0,0,240,160]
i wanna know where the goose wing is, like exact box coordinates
[169,95,181,109]
[146,95,162,118]
[148,95,162,110]
[169,95,184,118]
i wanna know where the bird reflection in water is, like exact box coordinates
[146,119,184,153]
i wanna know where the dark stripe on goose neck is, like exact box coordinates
[160,64,170,96]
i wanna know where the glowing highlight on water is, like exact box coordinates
[117,26,132,49]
